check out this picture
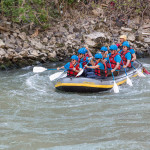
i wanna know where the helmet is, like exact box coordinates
[109,45,118,51]
[122,41,130,48]
[100,46,107,51]
[120,35,127,41]
[71,55,78,61]
[94,53,103,59]
[83,47,88,53]
[78,48,86,54]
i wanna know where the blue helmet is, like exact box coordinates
[94,53,103,59]
[78,48,86,54]
[122,41,130,48]
[109,45,118,51]
[71,55,78,61]
[100,46,108,51]
[83,47,88,53]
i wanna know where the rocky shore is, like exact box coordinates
[0,7,150,70]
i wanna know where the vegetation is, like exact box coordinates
[0,0,149,29]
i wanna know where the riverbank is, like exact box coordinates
[0,3,150,70]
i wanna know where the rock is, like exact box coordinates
[5,39,15,49]
[0,48,6,56]
[30,39,44,50]
[73,27,80,33]
[144,38,150,43]
[92,8,104,17]
[121,27,132,32]
[18,32,26,40]
[13,33,18,37]
[19,50,29,57]
[128,34,135,42]
[15,47,22,53]
[48,51,56,58]
[23,41,30,49]
[84,32,107,47]
[0,39,5,48]
[30,50,39,57]
[43,37,48,43]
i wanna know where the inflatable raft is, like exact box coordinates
[55,61,143,93]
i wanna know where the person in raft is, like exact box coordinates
[104,45,121,76]
[84,47,93,57]
[77,47,93,67]
[84,53,107,79]
[129,44,136,65]
[100,46,108,59]
[119,41,132,70]
[116,35,127,51]
[57,55,82,77]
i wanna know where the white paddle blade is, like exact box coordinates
[113,81,119,93]
[126,76,133,86]
[76,69,84,77]
[59,73,67,79]
[137,70,146,77]
[33,67,47,73]
[49,72,64,81]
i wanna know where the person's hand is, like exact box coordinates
[105,51,108,55]
[123,65,126,68]
[85,65,89,68]
[73,68,76,71]
[111,69,115,72]
[57,67,60,70]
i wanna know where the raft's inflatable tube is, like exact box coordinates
[55,61,143,93]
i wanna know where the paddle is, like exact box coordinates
[108,56,119,93]
[121,60,133,86]
[131,64,146,77]
[49,71,67,81]
[33,66,64,73]
[76,58,92,77]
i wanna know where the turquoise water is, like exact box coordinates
[0,58,150,150]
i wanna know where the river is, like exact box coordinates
[0,58,150,150]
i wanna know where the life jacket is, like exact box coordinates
[85,53,89,57]
[120,50,131,67]
[94,62,107,77]
[67,62,80,76]
[107,53,121,70]
[78,56,87,67]
[82,56,87,67]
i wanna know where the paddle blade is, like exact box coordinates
[76,69,84,77]
[58,73,67,79]
[126,76,133,86]
[33,67,47,73]
[113,81,119,93]
[49,72,64,81]
[137,70,146,77]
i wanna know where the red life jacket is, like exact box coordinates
[78,56,87,67]
[107,53,121,70]
[67,62,80,76]
[85,53,89,57]
[95,62,108,77]
[82,56,87,67]
[120,50,131,67]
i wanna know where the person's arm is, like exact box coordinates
[86,47,93,57]
[57,66,64,70]
[131,53,136,61]
[123,60,131,68]
[85,65,99,69]
[111,62,120,72]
